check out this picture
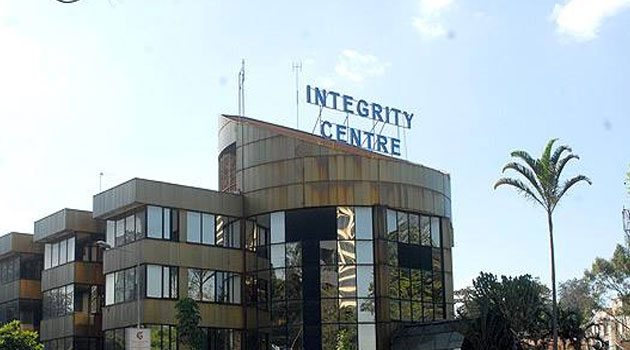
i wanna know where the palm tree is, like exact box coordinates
[494,138,591,350]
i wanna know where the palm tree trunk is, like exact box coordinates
[548,211,559,350]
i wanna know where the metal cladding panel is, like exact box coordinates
[103,240,244,274]
[93,178,243,220]
[35,209,103,242]
[221,115,452,219]
[40,315,74,341]
[0,232,41,257]
[0,280,20,303]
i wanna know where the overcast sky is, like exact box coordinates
[1,0,629,290]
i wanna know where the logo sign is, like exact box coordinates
[125,328,151,350]
[306,84,414,156]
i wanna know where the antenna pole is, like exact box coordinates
[292,61,302,129]
[99,172,104,192]
[238,60,245,116]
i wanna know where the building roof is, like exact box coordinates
[34,208,103,243]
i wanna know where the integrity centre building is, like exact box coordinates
[5,115,457,350]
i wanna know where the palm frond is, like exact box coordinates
[555,154,579,177]
[494,177,545,207]
[509,151,539,175]
[542,138,559,165]
[502,162,544,199]
[554,175,592,210]
[550,145,572,169]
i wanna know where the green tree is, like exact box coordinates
[558,277,601,321]
[175,297,203,350]
[494,138,592,350]
[0,321,43,350]
[459,272,551,350]
[586,240,630,315]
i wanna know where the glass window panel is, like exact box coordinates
[431,217,441,247]
[231,273,241,304]
[358,324,376,350]
[337,206,355,240]
[338,264,357,298]
[116,219,125,246]
[51,243,59,267]
[337,241,356,265]
[147,206,163,239]
[401,300,412,321]
[338,324,358,350]
[358,298,375,322]
[422,270,433,304]
[412,301,423,321]
[390,299,400,320]
[202,271,215,302]
[162,266,170,298]
[423,302,434,321]
[163,209,171,240]
[355,207,373,240]
[229,220,241,248]
[271,269,285,301]
[320,266,338,299]
[355,241,373,264]
[147,265,162,298]
[270,212,285,244]
[322,325,339,350]
[67,237,75,263]
[125,215,135,244]
[202,213,215,245]
[321,298,338,323]
[105,274,114,305]
[387,209,397,241]
[400,268,411,300]
[409,214,420,245]
[319,240,336,265]
[287,300,302,325]
[170,267,178,299]
[356,266,373,298]
[285,267,302,300]
[215,216,226,246]
[125,268,136,302]
[106,221,115,247]
[435,303,445,320]
[389,268,400,299]
[387,241,397,267]
[44,244,52,269]
[216,272,226,303]
[135,209,146,239]
[411,269,422,301]
[398,212,409,243]
[270,244,285,268]
[285,242,301,267]
[188,269,201,300]
[114,271,124,303]
[420,216,431,246]
[59,239,67,265]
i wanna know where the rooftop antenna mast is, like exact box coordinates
[292,61,302,129]
[238,60,245,116]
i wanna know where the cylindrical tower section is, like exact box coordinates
[218,115,454,350]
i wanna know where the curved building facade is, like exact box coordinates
[218,115,454,350]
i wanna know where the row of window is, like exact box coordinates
[106,206,241,249]
[105,265,179,306]
[106,206,179,248]
[105,265,243,306]
[187,269,241,304]
[44,236,75,270]
[386,209,442,247]
[186,212,241,248]
[43,284,74,319]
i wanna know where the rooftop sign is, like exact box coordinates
[306,85,413,156]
